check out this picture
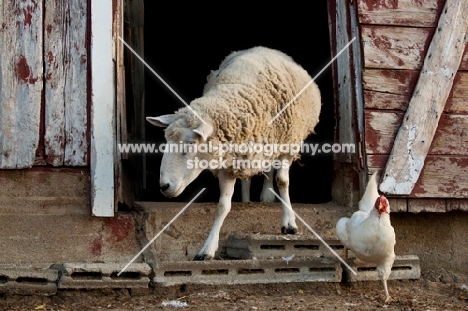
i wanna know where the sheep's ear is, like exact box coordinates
[146,115,176,128]
[193,122,213,142]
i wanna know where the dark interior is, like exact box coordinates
[141,2,334,203]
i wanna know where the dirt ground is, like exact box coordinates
[1,268,467,311]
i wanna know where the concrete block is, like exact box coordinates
[58,263,152,289]
[342,255,421,282]
[0,265,58,296]
[153,258,342,286]
[226,233,345,259]
[136,202,348,262]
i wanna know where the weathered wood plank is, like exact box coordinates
[447,199,468,212]
[460,44,468,70]
[44,0,88,166]
[380,0,468,195]
[366,111,468,155]
[357,0,444,27]
[361,26,434,70]
[0,0,43,169]
[408,199,446,213]
[362,69,419,95]
[364,111,401,154]
[451,72,468,98]
[364,90,468,114]
[431,115,468,154]
[364,90,409,111]
[368,155,468,198]
[388,198,407,212]
[364,71,468,114]
[445,98,468,114]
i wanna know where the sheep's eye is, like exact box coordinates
[182,141,195,155]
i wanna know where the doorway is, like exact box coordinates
[141,2,335,203]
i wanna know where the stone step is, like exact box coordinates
[153,258,342,286]
[0,265,58,295]
[57,263,152,289]
[342,255,421,282]
[226,233,345,259]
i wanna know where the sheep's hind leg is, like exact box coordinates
[240,178,251,202]
[260,169,275,203]
[276,155,297,234]
[194,171,236,261]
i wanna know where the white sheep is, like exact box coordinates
[147,46,321,260]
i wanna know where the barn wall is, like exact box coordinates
[0,0,140,264]
[0,0,89,169]
[358,0,468,205]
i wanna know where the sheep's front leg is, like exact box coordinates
[194,171,236,261]
[276,155,297,234]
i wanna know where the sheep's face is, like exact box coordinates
[147,114,213,198]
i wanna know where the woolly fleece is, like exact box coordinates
[164,46,322,178]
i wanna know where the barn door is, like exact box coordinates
[361,0,468,199]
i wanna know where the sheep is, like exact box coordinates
[147,46,321,260]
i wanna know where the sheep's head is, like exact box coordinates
[147,114,214,198]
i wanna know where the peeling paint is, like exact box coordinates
[380,175,412,194]
[89,236,102,256]
[362,0,398,11]
[105,216,133,243]
[15,55,37,84]
[441,66,453,78]
[16,55,31,82]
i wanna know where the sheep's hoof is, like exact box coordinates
[193,253,212,261]
[281,226,297,234]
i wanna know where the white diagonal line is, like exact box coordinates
[117,188,206,276]
[268,36,357,125]
[118,36,207,125]
[268,188,357,275]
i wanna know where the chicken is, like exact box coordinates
[336,172,396,303]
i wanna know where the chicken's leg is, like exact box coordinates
[382,278,391,303]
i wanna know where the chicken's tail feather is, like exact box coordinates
[358,172,380,212]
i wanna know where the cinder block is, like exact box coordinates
[342,255,421,282]
[226,233,345,259]
[58,263,152,289]
[153,258,342,286]
[0,266,58,296]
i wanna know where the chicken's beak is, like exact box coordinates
[378,195,389,214]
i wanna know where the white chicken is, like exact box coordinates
[336,172,396,303]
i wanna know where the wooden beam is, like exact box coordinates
[379,0,468,195]
[90,0,115,217]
